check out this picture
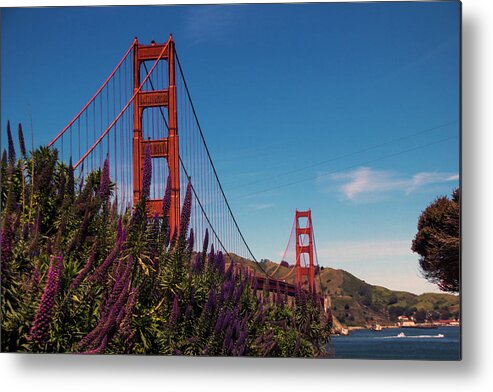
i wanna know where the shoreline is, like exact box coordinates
[333,323,460,336]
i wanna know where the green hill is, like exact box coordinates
[237,259,460,328]
[322,268,459,327]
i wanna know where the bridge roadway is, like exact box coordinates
[254,275,297,297]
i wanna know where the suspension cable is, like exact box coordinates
[173,48,268,275]
[311,223,324,295]
[141,49,270,277]
[74,41,168,169]
[270,216,296,277]
[49,40,136,147]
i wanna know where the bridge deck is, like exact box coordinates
[254,275,297,297]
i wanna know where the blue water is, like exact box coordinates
[329,326,461,360]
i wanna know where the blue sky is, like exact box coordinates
[1,2,460,294]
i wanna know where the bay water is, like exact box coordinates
[329,326,461,360]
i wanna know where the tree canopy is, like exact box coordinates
[411,188,460,293]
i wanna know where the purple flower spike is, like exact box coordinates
[1,214,14,275]
[70,245,97,290]
[170,296,180,326]
[187,228,194,251]
[89,237,121,283]
[179,181,192,241]
[227,279,235,300]
[235,330,248,356]
[30,268,40,291]
[109,256,133,307]
[162,175,172,217]
[83,335,107,355]
[225,261,234,279]
[204,288,216,316]
[99,155,110,201]
[221,310,232,331]
[67,159,75,197]
[215,251,225,274]
[6,121,16,165]
[252,277,259,293]
[235,280,246,303]
[30,256,64,343]
[117,218,123,240]
[202,228,209,256]
[207,244,215,270]
[142,144,152,201]
[192,253,202,273]
[85,269,131,351]
[121,287,138,342]
[224,326,233,352]
[18,123,26,158]
[121,229,127,247]
[214,310,225,335]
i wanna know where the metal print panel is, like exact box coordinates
[0,1,461,359]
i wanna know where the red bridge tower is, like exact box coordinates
[295,209,316,291]
[132,36,180,236]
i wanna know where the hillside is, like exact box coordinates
[235,258,460,328]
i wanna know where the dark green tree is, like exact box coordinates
[411,188,460,293]
[414,309,427,323]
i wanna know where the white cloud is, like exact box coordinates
[324,166,458,202]
[407,172,458,193]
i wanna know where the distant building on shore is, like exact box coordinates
[397,316,416,327]
[436,319,460,326]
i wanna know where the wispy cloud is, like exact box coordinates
[321,166,458,202]
[407,172,459,193]
[248,203,274,211]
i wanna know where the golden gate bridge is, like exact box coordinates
[47,36,325,302]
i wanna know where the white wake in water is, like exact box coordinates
[382,332,445,339]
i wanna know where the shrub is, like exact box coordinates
[1,129,331,356]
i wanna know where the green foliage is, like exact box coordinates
[412,188,460,293]
[1,133,331,357]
